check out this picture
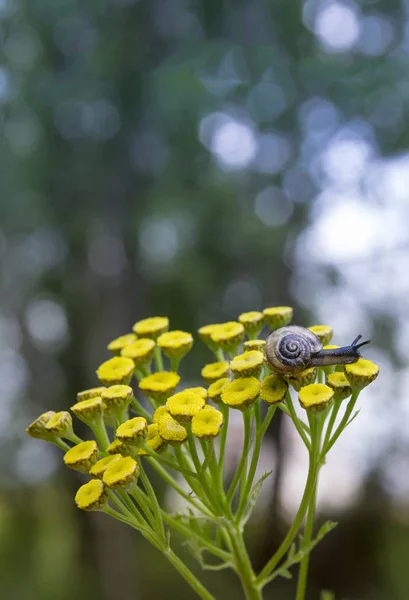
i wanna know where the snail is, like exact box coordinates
[265,325,370,375]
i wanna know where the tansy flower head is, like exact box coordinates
[71,397,104,425]
[107,439,129,457]
[263,306,293,330]
[166,390,205,422]
[157,330,193,360]
[138,423,167,455]
[139,372,180,402]
[185,387,207,400]
[157,413,187,445]
[211,321,244,353]
[153,405,170,423]
[243,339,266,354]
[64,441,99,473]
[75,479,107,511]
[309,325,333,346]
[121,338,156,366]
[116,417,148,445]
[90,454,122,479]
[221,377,260,410]
[77,387,106,402]
[201,361,229,384]
[326,372,352,401]
[230,350,264,378]
[198,324,223,352]
[107,333,138,355]
[103,456,139,490]
[191,406,224,440]
[344,359,379,391]
[284,367,317,392]
[238,311,264,337]
[96,356,135,386]
[45,411,76,440]
[26,411,56,441]
[133,317,169,340]
[208,378,229,404]
[260,374,288,404]
[298,383,334,412]
[101,385,133,425]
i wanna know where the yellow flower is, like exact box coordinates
[26,411,56,441]
[139,371,180,402]
[263,306,293,330]
[309,325,333,346]
[107,333,138,355]
[45,411,77,441]
[101,385,133,424]
[96,356,135,386]
[230,351,264,378]
[90,454,122,479]
[201,361,229,384]
[77,387,106,401]
[238,311,264,337]
[198,324,223,352]
[326,372,352,401]
[243,339,266,353]
[221,377,260,410]
[284,367,317,392]
[208,378,229,404]
[103,456,139,490]
[107,439,129,457]
[260,374,288,404]
[211,321,244,352]
[344,359,379,391]
[64,441,99,473]
[166,390,205,422]
[75,479,107,511]
[185,387,207,400]
[116,417,148,445]
[71,397,104,425]
[138,423,167,455]
[298,383,334,412]
[133,317,169,339]
[153,405,170,423]
[191,406,224,439]
[121,338,156,366]
[157,330,193,360]
[157,413,187,445]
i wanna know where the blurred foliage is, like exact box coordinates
[1,0,409,598]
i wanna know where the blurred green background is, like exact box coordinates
[2,0,409,598]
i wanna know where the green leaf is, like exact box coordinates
[242,471,272,525]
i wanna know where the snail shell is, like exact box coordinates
[265,326,322,375]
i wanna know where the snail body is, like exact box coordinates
[265,326,370,375]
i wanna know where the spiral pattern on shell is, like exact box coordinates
[265,326,323,375]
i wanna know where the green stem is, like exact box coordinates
[228,525,262,600]
[285,391,311,450]
[257,425,319,584]
[90,415,111,451]
[215,348,225,362]
[227,409,252,504]
[130,397,152,421]
[278,403,310,434]
[146,457,212,516]
[164,548,216,600]
[321,391,359,457]
[51,438,71,452]
[154,346,164,372]
[170,356,181,372]
[138,462,166,541]
[236,404,276,522]
[322,398,341,449]
[187,429,223,513]
[295,414,321,600]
